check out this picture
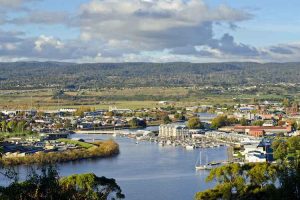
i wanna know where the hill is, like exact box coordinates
[0,62,299,89]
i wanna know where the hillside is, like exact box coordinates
[0,62,299,89]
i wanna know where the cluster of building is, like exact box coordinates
[2,136,82,158]
[158,124,189,138]
[1,99,300,164]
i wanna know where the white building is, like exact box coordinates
[242,144,266,163]
[59,108,77,113]
[109,106,132,114]
[159,124,189,138]
[245,151,266,163]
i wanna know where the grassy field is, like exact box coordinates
[57,139,95,149]
[0,86,295,110]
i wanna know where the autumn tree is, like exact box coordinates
[187,117,203,129]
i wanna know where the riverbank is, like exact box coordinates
[0,140,119,166]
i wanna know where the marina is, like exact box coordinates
[1,133,228,200]
[64,133,228,200]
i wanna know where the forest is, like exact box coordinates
[1,62,300,89]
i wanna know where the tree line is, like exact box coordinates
[0,165,125,200]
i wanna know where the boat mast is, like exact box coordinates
[200,151,202,166]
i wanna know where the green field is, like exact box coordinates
[57,139,95,149]
[0,86,297,110]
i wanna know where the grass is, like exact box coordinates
[0,86,297,110]
[57,139,95,149]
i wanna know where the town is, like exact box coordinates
[1,98,299,165]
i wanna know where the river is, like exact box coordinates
[53,133,227,200]
[1,133,227,199]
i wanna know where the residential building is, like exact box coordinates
[159,124,189,138]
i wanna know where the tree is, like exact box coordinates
[272,138,288,161]
[239,118,248,126]
[282,98,291,107]
[128,118,147,128]
[74,107,92,118]
[252,120,264,126]
[211,115,238,129]
[60,173,125,200]
[0,121,7,132]
[63,119,72,129]
[195,163,283,200]
[187,117,203,129]
[7,120,17,132]
[162,116,172,124]
[106,111,114,117]
[174,113,185,121]
[202,163,246,199]
[287,136,300,151]
[0,166,125,200]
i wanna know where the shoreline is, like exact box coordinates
[0,140,119,166]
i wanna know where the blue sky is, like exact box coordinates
[0,0,299,62]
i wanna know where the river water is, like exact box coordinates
[53,133,227,200]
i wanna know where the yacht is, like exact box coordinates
[195,150,213,170]
[186,145,195,150]
[112,128,117,137]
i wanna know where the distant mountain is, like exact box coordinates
[0,62,299,89]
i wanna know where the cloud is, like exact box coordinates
[77,0,251,51]
[0,0,299,62]
[0,0,23,8]
[9,11,70,25]
[269,46,294,55]
[0,0,38,9]
[34,35,64,52]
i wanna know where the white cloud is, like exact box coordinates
[34,35,64,52]
[0,0,299,62]
[0,0,23,8]
[78,0,251,52]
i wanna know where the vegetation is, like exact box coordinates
[0,140,119,166]
[128,118,147,128]
[2,62,300,89]
[0,119,36,139]
[74,106,94,117]
[0,165,125,200]
[251,120,264,126]
[196,136,300,200]
[162,116,172,124]
[57,139,95,149]
[1,84,300,111]
[195,161,300,200]
[272,136,300,161]
[211,115,239,129]
[187,117,203,129]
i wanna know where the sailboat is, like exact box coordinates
[112,127,117,137]
[195,150,213,170]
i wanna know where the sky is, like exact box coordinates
[0,0,300,63]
